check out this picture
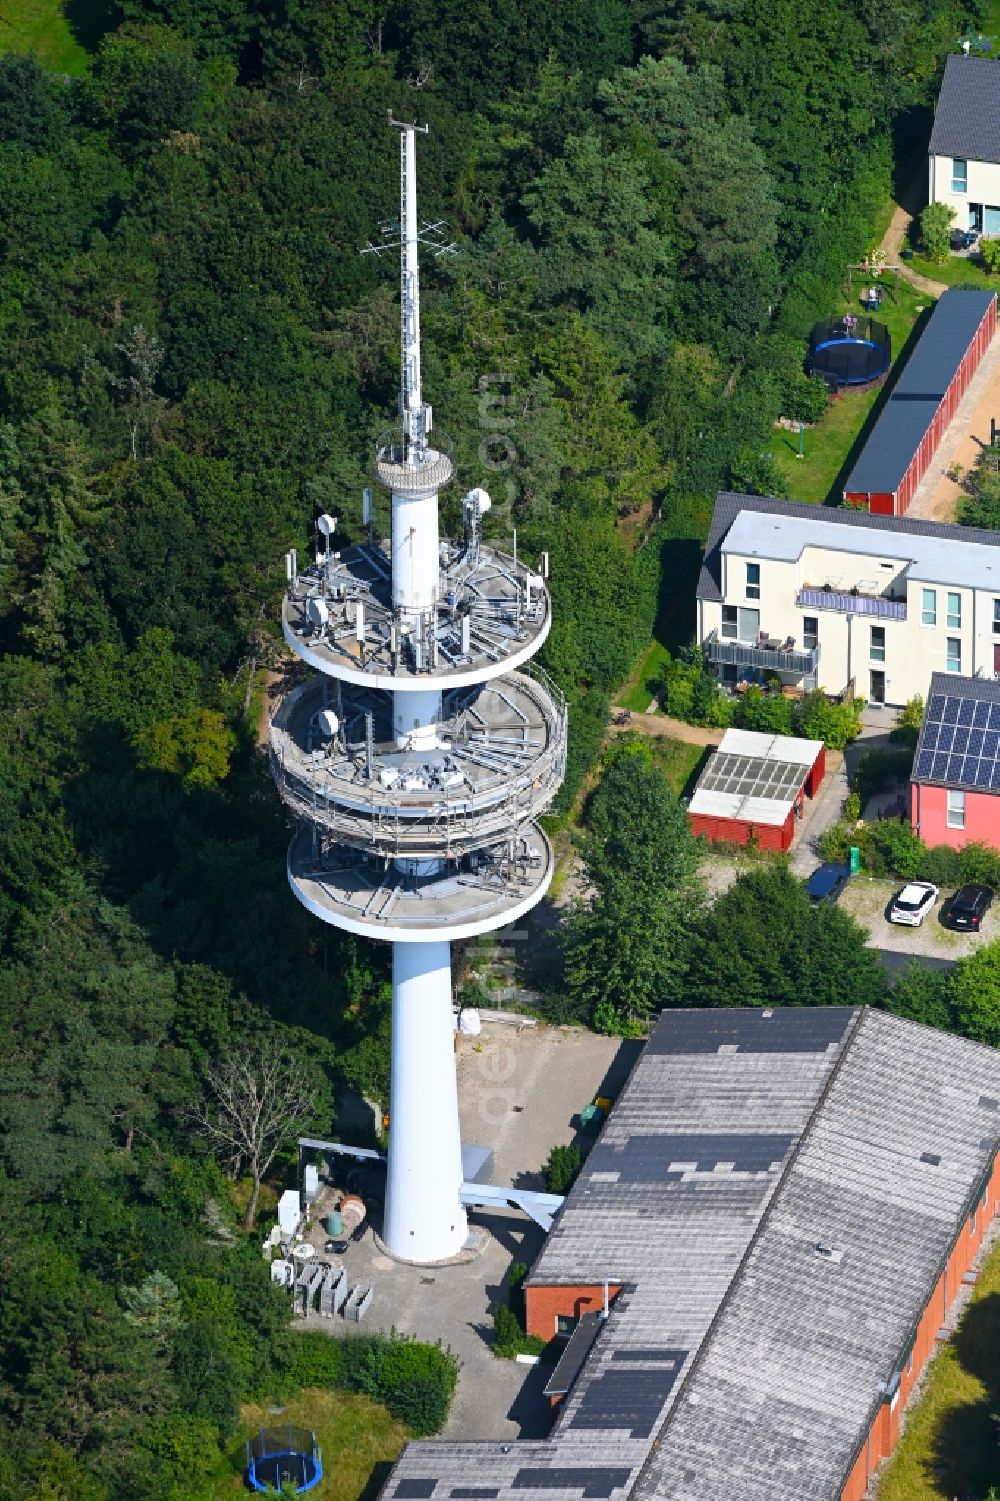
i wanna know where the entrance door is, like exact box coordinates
[738,607,760,643]
[994,643,1000,679]
[870,670,886,704]
[970,202,984,232]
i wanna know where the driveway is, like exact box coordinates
[838,876,990,960]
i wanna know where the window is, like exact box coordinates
[721,605,738,640]
[906,1343,914,1375]
[746,562,760,600]
[947,637,962,673]
[870,626,886,663]
[947,789,966,829]
[993,598,1000,636]
[947,591,962,630]
[952,157,968,193]
[555,1314,578,1336]
[803,616,818,650]
[738,606,760,642]
[922,588,937,627]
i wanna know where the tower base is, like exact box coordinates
[382,939,468,1263]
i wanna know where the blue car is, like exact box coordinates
[806,862,851,906]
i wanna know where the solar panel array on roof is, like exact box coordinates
[570,1364,684,1438]
[512,1472,632,1498]
[845,291,995,495]
[912,686,1000,790]
[646,1008,854,1055]
[586,1133,795,1184]
[698,752,805,802]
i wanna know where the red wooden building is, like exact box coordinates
[687,726,826,852]
[843,288,996,516]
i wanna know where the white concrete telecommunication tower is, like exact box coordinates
[271,116,566,1264]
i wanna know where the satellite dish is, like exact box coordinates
[316,709,339,737]
[317,514,337,537]
[464,487,491,515]
[306,597,329,629]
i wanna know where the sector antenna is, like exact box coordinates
[270,116,566,1263]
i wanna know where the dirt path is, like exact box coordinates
[609,708,725,747]
[878,172,947,297]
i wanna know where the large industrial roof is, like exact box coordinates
[687,728,823,828]
[929,53,1000,164]
[697,491,1000,604]
[912,671,1000,791]
[844,290,995,497]
[380,1008,1000,1501]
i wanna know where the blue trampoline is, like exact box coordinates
[246,1426,323,1493]
[808,316,891,388]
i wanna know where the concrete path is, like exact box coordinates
[905,326,1000,521]
[789,749,847,877]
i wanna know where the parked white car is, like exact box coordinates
[889,881,939,927]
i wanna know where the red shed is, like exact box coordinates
[843,289,996,516]
[687,728,826,852]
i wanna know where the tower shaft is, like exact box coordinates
[384,940,467,1259]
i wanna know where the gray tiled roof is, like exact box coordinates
[929,53,1000,164]
[381,1009,1000,1501]
[696,491,1000,604]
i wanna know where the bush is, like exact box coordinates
[958,841,1000,889]
[982,238,1000,275]
[735,685,794,735]
[794,690,863,749]
[843,792,861,822]
[280,1331,345,1393]
[922,842,962,886]
[492,1304,522,1357]
[543,1143,582,1195]
[352,1336,458,1437]
[507,1262,529,1323]
[920,200,956,261]
[864,820,927,879]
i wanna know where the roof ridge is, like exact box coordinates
[630,1004,868,1491]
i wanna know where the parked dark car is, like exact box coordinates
[951,228,980,250]
[806,862,851,905]
[945,883,993,930]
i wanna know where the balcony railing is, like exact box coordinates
[797,586,906,620]
[704,629,821,678]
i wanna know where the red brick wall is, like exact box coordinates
[524,1283,621,1341]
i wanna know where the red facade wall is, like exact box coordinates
[845,297,997,515]
[688,810,794,852]
[911,781,1000,852]
[838,1152,1000,1499]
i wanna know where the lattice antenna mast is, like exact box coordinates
[363,114,456,466]
[395,117,428,463]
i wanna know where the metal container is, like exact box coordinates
[323,1210,344,1237]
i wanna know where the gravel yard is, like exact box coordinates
[837,875,993,959]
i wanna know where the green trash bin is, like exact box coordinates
[580,1104,603,1134]
[849,846,861,875]
[323,1210,344,1237]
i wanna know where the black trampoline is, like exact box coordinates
[246,1426,322,1493]
[808,316,891,387]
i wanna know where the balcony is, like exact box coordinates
[797,586,906,621]
[704,628,821,679]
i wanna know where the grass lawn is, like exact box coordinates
[618,639,671,712]
[906,251,1000,290]
[769,277,933,505]
[877,1235,1000,1501]
[203,1389,408,1500]
[647,734,708,798]
[0,0,105,75]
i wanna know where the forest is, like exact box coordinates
[0,1,983,1496]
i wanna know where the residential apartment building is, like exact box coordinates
[928,52,1000,235]
[697,493,1000,707]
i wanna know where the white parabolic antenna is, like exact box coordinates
[317,513,337,537]
[316,709,339,737]
[465,487,491,514]
[306,597,329,628]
